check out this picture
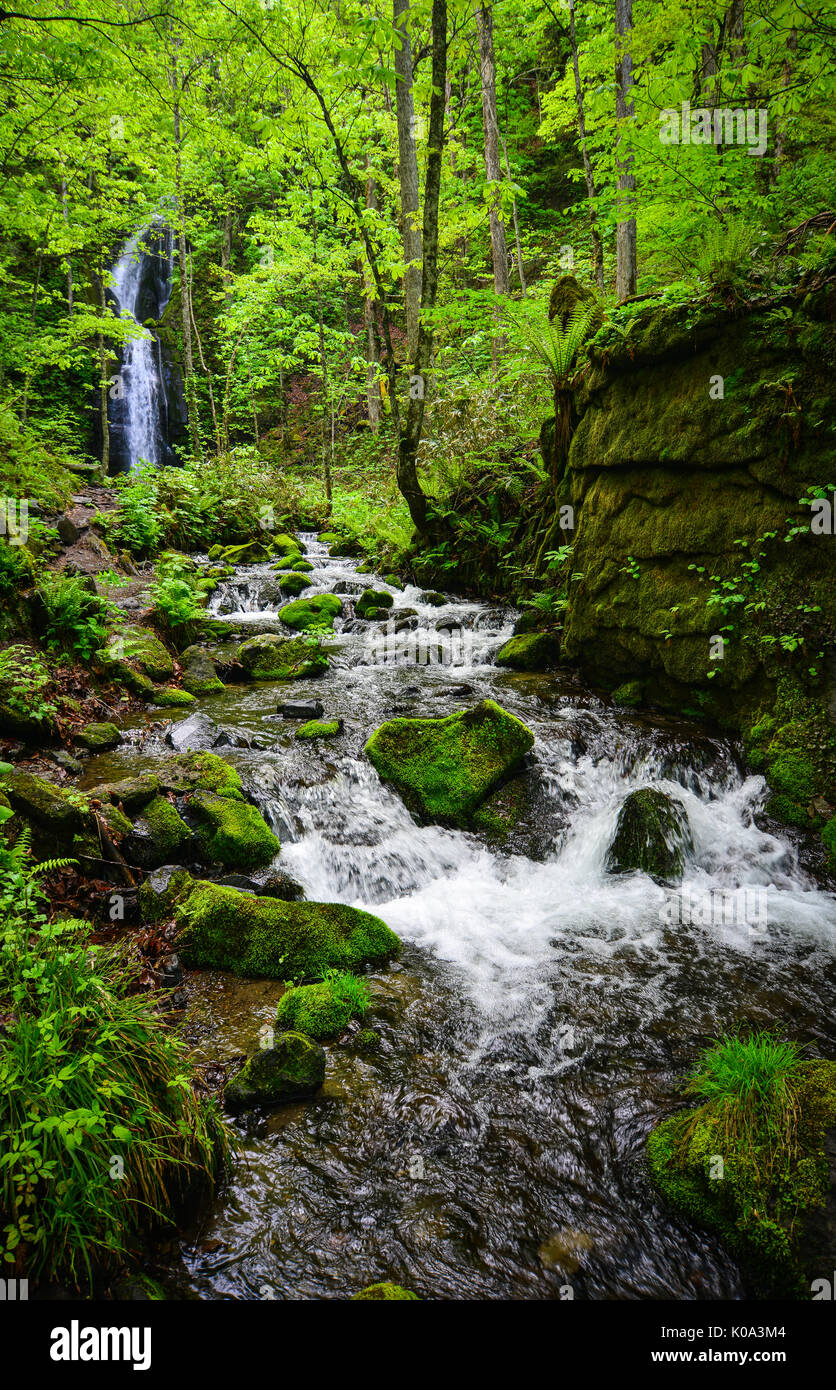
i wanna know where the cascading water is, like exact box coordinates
[108,221,177,473]
[81,536,836,1299]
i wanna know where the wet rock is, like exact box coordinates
[279,700,324,720]
[76,721,121,753]
[296,719,342,740]
[356,588,394,620]
[223,1032,326,1110]
[365,698,535,828]
[612,680,644,708]
[420,590,447,607]
[159,953,184,988]
[394,616,419,633]
[165,713,220,752]
[606,787,692,883]
[435,616,461,633]
[101,626,174,682]
[57,514,82,546]
[237,633,328,681]
[157,750,244,801]
[278,571,313,596]
[259,870,305,902]
[3,770,90,833]
[175,879,400,978]
[188,791,280,870]
[138,864,194,922]
[278,594,342,633]
[126,795,192,869]
[48,749,83,775]
[179,645,224,696]
[96,771,160,810]
[496,632,560,671]
[152,686,196,708]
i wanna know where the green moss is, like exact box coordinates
[647,1059,836,1296]
[279,593,343,633]
[296,719,341,740]
[104,626,174,681]
[97,772,160,810]
[766,793,811,828]
[142,795,192,859]
[152,686,196,707]
[175,880,400,979]
[766,749,817,804]
[76,721,120,752]
[237,632,328,680]
[318,531,343,546]
[365,698,535,828]
[3,771,91,834]
[606,788,691,882]
[612,680,644,707]
[278,571,313,596]
[224,1031,325,1110]
[158,751,244,801]
[352,1283,419,1301]
[495,632,560,671]
[188,791,279,869]
[356,589,394,619]
[821,815,836,867]
[275,974,368,1039]
[138,866,194,922]
[179,645,225,695]
[353,1028,381,1052]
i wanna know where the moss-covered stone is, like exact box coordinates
[612,680,644,707]
[821,815,836,869]
[179,645,225,695]
[356,589,394,619]
[152,686,196,707]
[224,1031,326,1110]
[647,1058,836,1297]
[278,571,313,596]
[3,771,90,833]
[279,593,343,633]
[175,880,400,979]
[129,795,192,867]
[365,698,535,828]
[158,750,244,801]
[76,721,121,752]
[352,1283,419,1301]
[606,787,691,882]
[495,632,560,671]
[188,790,279,869]
[296,719,342,740]
[237,632,328,680]
[275,976,365,1039]
[138,865,194,922]
[103,626,174,681]
[97,772,160,810]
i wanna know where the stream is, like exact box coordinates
[83,534,836,1300]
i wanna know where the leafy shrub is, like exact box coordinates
[0,644,57,725]
[37,573,118,661]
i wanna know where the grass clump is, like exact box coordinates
[275,968,371,1039]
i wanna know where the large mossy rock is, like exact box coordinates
[275,977,364,1040]
[278,571,313,596]
[365,698,535,828]
[496,632,560,671]
[152,686,196,708]
[188,790,279,870]
[224,1031,326,1110]
[356,589,394,620]
[97,771,160,811]
[606,787,691,882]
[648,1059,836,1297]
[76,721,121,752]
[157,750,245,801]
[279,593,342,633]
[179,645,225,695]
[102,626,174,682]
[237,632,328,680]
[174,880,400,979]
[138,864,194,922]
[3,771,91,835]
[127,795,192,869]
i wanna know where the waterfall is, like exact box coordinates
[107,220,181,473]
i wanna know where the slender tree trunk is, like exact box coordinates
[363,170,381,430]
[615,0,637,301]
[398,0,447,533]
[393,0,422,360]
[169,37,202,460]
[21,251,42,426]
[315,280,332,507]
[60,177,73,311]
[568,0,604,290]
[96,268,110,474]
[189,253,221,453]
[477,3,510,298]
[221,209,233,306]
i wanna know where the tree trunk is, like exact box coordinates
[96,268,110,474]
[397,0,447,533]
[393,0,422,360]
[476,3,510,299]
[363,170,381,429]
[170,45,202,461]
[568,0,604,290]
[615,0,637,301]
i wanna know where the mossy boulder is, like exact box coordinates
[97,772,160,810]
[275,977,364,1039]
[356,589,394,620]
[158,750,244,801]
[296,719,342,740]
[237,633,328,681]
[76,721,121,752]
[174,880,400,979]
[278,571,313,596]
[606,788,692,882]
[224,1032,326,1110]
[127,795,192,869]
[93,648,155,697]
[138,864,194,922]
[179,645,225,696]
[3,771,90,834]
[352,1283,419,1301]
[647,1059,836,1296]
[279,593,343,633]
[318,531,343,546]
[495,632,560,671]
[188,790,279,870]
[365,699,535,828]
[612,680,644,708]
[152,686,196,708]
[103,626,174,682]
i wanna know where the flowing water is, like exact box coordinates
[109,222,174,472]
[86,535,836,1299]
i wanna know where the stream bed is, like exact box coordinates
[83,535,836,1300]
